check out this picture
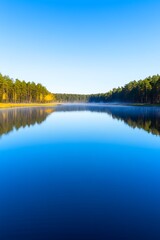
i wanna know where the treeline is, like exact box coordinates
[54,93,88,102]
[54,75,160,104]
[1,73,160,104]
[89,75,160,104]
[0,73,54,103]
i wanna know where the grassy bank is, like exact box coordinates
[0,103,59,109]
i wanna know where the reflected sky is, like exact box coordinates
[0,104,160,240]
[0,104,160,150]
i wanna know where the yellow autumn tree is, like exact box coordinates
[2,93,8,102]
[44,94,55,102]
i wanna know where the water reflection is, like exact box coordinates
[55,104,160,136]
[0,107,54,137]
[0,104,160,240]
[0,104,160,138]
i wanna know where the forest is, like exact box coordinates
[1,73,160,104]
[0,73,54,103]
[89,75,160,104]
[54,93,88,102]
[54,75,160,104]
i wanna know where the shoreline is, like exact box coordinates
[0,102,160,109]
[127,103,160,107]
[0,103,60,109]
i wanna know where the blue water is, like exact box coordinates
[0,104,160,240]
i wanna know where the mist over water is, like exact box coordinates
[0,104,160,240]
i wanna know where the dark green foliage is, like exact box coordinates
[54,75,160,104]
[1,73,160,104]
[54,93,89,102]
[0,73,53,103]
[89,75,160,104]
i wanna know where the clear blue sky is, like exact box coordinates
[0,0,160,94]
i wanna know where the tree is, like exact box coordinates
[0,73,55,103]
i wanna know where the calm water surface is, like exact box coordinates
[0,104,160,240]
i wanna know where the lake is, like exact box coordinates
[0,104,160,240]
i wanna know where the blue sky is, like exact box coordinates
[0,0,160,94]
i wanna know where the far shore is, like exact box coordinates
[0,102,160,109]
[0,102,60,109]
[127,103,160,107]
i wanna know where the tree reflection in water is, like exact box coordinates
[1,104,160,138]
[0,107,55,137]
[55,104,160,136]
